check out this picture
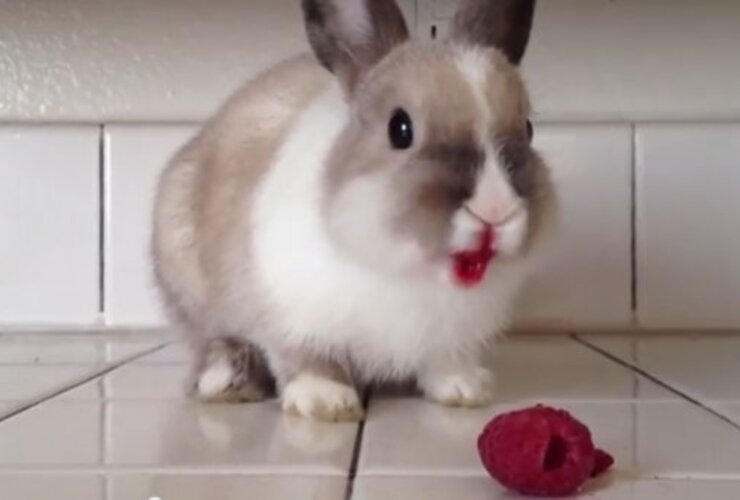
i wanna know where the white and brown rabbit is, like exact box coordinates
[152,0,553,421]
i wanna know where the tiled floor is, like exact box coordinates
[2,331,740,499]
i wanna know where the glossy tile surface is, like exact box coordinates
[104,125,197,326]
[514,125,632,329]
[0,475,102,500]
[492,337,637,401]
[1,331,740,499]
[581,333,740,426]
[0,331,170,419]
[353,477,740,500]
[359,338,740,480]
[636,124,740,328]
[0,333,357,474]
[0,474,346,500]
[583,334,740,400]
[0,126,100,324]
[106,474,347,500]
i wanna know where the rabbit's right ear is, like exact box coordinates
[451,0,536,65]
[302,0,409,93]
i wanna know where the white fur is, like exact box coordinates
[340,0,374,42]
[251,83,527,384]
[419,365,495,406]
[282,373,362,420]
[449,208,486,252]
[330,173,427,272]
[196,357,234,398]
[455,47,527,255]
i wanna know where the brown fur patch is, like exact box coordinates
[452,0,536,65]
[322,42,541,257]
[323,44,484,254]
[303,0,409,92]
[190,336,275,403]
[153,54,331,339]
[480,49,531,137]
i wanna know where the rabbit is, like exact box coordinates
[152,0,554,422]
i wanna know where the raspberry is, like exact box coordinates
[591,448,615,478]
[477,405,612,497]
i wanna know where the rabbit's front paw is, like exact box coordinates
[421,367,495,408]
[282,374,363,422]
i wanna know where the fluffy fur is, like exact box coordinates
[152,0,552,421]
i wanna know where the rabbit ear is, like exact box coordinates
[302,0,409,92]
[451,0,536,65]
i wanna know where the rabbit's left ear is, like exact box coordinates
[302,0,409,92]
[451,0,537,65]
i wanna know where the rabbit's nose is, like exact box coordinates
[465,198,523,228]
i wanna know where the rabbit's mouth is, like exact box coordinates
[450,225,496,287]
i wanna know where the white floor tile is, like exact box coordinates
[0,334,104,364]
[0,401,101,466]
[104,400,356,473]
[104,337,179,362]
[633,401,740,477]
[129,342,191,364]
[0,474,102,500]
[360,337,740,480]
[101,364,190,399]
[359,397,740,479]
[0,474,346,500]
[353,476,740,500]
[0,331,171,365]
[0,398,357,474]
[581,334,740,401]
[107,474,346,500]
[2,333,740,499]
[493,337,638,401]
[353,476,502,500]
[716,404,740,426]
[0,333,173,414]
[0,365,99,400]
[358,399,634,476]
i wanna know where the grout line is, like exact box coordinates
[98,124,107,316]
[572,334,740,432]
[628,337,639,471]
[343,388,372,500]
[2,467,739,482]
[352,469,740,481]
[0,342,170,423]
[0,468,351,476]
[96,375,105,469]
[630,123,638,319]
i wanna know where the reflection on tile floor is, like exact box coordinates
[2,330,740,499]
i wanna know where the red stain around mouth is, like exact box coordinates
[451,225,496,287]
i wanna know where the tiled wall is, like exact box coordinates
[2,1,739,330]
[2,122,739,330]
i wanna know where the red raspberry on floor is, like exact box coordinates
[477,405,613,497]
[591,448,615,478]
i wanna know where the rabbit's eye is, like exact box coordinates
[389,108,414,150]
[526,119,534,142]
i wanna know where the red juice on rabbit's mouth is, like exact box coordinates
[451,225,496,287]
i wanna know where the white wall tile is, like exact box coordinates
[0,126,99,324]
[636,124,740,328]
[104,125,197,326]
[514,125,633,330]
